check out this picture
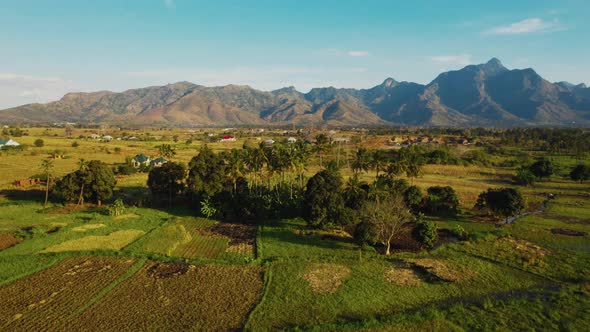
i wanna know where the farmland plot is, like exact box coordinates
[0,256,136,331]
[70,262,264,331]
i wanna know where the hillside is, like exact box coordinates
[1,59,589,127]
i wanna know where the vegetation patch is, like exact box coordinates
[0,233,21,251]
[405,258,472,282]
[41,229,145,253]
[71,223,106,232]
[384,266,422,286]
[303,263,351,294]
[0,256,135,331]
[69,263,264,331]
[113,213,139,221]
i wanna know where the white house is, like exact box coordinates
[286,137,297,143]
[102,135,113,141]
[0,139,20,149]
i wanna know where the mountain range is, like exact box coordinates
[1,58,589,127]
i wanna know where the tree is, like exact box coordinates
[314,133,330,167]
[358,194,413,255]
[157,144,176,159]
[303,167,346,228]
[404,185,423,212]
[343,175,370,210]
[570,164,590,183]
[65,124,73,138]
[475,188,525,223]
[147,162,186,205]
[424,186,460,217]
[34,139,44,147]
[515,168,536,186]
[187,146,228,200]
[40,159,54,207]
[53,160,116,206]
[412,213,438,249]
[528,159,554,179]
[351,147,371,175]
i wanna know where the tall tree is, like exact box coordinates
[359,194,413,255]
[40,159,54,208]
[157,144,177,159]
[148,162,186,205]
[303,167,346,228]
[475,188,525,223]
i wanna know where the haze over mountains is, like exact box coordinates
[1,58,589,127]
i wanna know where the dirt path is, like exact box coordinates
[503,196,551,225]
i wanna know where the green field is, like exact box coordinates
[0,127,588,330]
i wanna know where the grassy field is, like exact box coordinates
[0,128,588,330]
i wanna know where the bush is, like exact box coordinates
[424,186,459,217]
[107,199,126,216]
[34,139,44,147]
[475,187,525,222]
[412,214,438,249]
[528,159,554,179]
[71,141,80,148]
[403,185,423,212]
[515,168,536,186]
[570,164,590,183]
[451,224,468,240]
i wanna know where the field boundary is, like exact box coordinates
[0,255,63,287]
[72,257,147,316]
[243,263,273,331]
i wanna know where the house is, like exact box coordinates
[0,138,20,149]
[102,135,113,141]
[132,154,151,168]
[286,137,297,143]
[90,134,100,140]
[150,157,168,168]
[220,135,236,142]
[264,139,275,145]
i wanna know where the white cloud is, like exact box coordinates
[164,0,175,9]
[429,54,472,66]
[0,73,76,109]
[348,50,369,57]
[484,18,564,35]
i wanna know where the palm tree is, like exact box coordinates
[351,147,371,175]
[370,150,390,179]
[157,144,176,159]
[227,149,245,194]
[314,133,330,167]
[76,159,89,207]
[40,159,54,208]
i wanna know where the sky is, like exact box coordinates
[0,0,589,109]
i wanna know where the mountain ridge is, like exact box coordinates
[1,59,589,127]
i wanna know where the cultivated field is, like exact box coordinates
[0,126,588,330]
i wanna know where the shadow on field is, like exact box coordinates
[0,189,44,203]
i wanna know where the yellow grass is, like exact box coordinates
[41,229,145,253]
[71,223,106,232]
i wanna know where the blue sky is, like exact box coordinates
[0,0,588,108]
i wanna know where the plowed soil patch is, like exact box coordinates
[0,233,20,251]
[70,263,264,331]
[0,256,135,331]
[303,263,351,294]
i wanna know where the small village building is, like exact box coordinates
[264,139,275,145]
[102,135,113,141]
[150,157,168,168]
[286,137,297,143]
[0,138,20,149]
[220,135,236,142]
[90,134,100,140]
[132,154,151,168]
